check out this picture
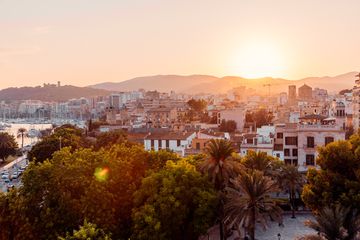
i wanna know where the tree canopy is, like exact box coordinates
[28,125,88,163]
[0,132,18,162]
[219,119,237,133]
[245,108,274,128]
[302,136,360,211]
[132,160,218,240]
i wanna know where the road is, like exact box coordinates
[0,155,29,192]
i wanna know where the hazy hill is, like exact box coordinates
[90,72,359,95]
[0,85,109,102]
[89,75,219,92]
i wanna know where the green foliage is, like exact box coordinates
[219,119,237,133]
[241,151,283,177]
[200,139,240,191]
[6,144,150,239]
[187,99,207,112]
[132,160,218,240]
[146,149,180,171]
[302,138,360,211]
[28,124,87,163]
[0,132,18,161]
[278,164,304,218]
[59,220,112,240]
[88,120,108,133]
[303,205,360,240]
[186,99,208,121]
[224,170,283,240]
[245,108,274,127]
[95,130,129,150]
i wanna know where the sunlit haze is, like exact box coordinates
[1,0,360,89]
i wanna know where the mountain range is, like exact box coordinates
[89,72,359,95]
[0,85,109,102]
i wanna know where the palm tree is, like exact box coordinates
[17,127,27,149]
[302,205,360,240]
[224,170,283,240]
[200,139,240,240]
[200,139,239,191]
[241,151,282,178]
[279,165,304,218]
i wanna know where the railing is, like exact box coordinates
[298,124,342,130]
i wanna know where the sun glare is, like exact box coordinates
[230,42,286,79]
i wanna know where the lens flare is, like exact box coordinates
[94,167,109,182]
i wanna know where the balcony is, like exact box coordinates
[298,124,342,131]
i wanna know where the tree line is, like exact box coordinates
[1,125,360,239]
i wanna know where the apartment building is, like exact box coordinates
[274,115,345,172]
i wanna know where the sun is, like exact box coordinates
[230,42,286,78]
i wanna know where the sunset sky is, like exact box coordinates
[0,0,359,89]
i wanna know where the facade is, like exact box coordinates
[296,115,344,171]
[278,92,287,105]
[313,88,328,102]
[274,116,345,172]
[288,85,297,105]
[188,131,229,155]
[298,84,313,101]
[146,106,178,127]
[218,108,246,131]
[144,132,196,156]
[240,126,275,157]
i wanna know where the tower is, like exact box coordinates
[288,85,296,106]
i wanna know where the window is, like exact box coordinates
[177,140,181,147]
[159,140,162,149]
[277,133,283,139]
[325,137,334,145]
[285,159,292,165]
[151,140,154,150]
[284,149,290,156]
[247,138,254,144]
[274,144,283,151]
[285,137,298,146]
[292,149,298,157]
[276,153,280,158]
[292,159,298,166]
[306,154,315,166]
[307,137,315,148]
[166,140,169,149]
[196,142,200,150]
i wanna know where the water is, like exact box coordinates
[1,123,52,147]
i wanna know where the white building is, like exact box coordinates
[240,126,275,157]
[144,132,196,156]
[274,115,345,172]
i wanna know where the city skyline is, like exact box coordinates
[1,0,360,89]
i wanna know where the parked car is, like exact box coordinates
[1,174,9,180]
[11,173,19,179]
